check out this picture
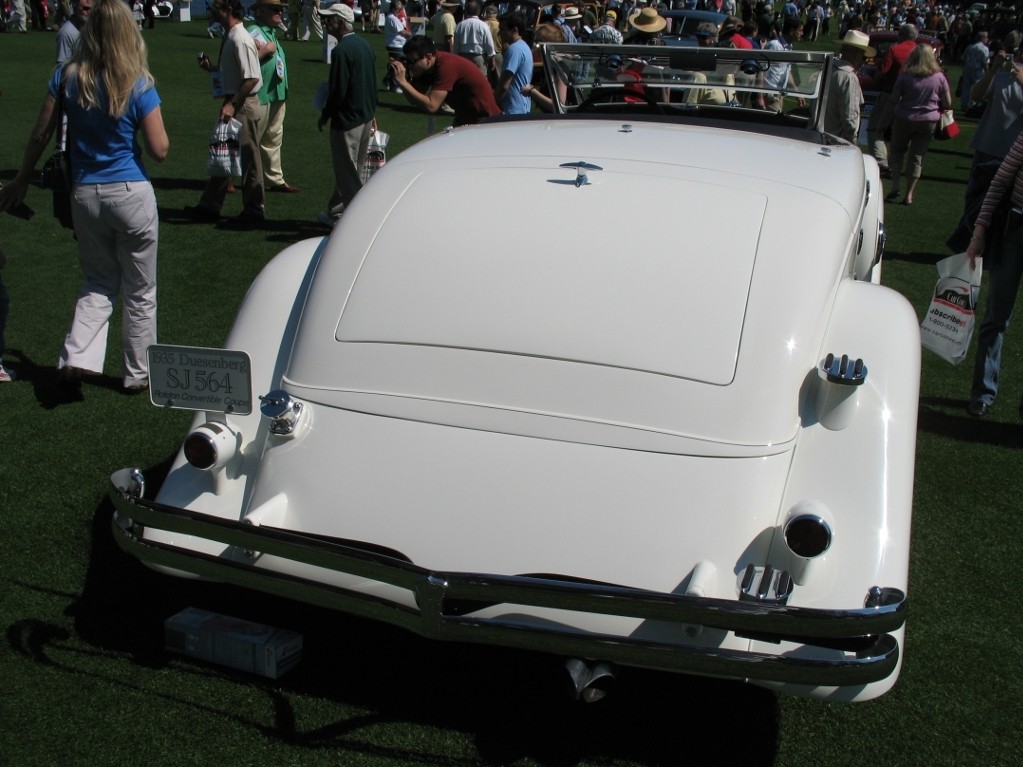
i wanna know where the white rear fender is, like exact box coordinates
[154,237,326,515]
[769,279,920,605]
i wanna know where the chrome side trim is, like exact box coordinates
[110,481,905,687]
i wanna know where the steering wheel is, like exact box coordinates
[575,86,665,115]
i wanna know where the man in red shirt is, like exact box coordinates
[869,23,920,176]
[391,35,501,126]
[718,17,753,49]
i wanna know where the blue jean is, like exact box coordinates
[948,152,1002,253]
[971,223,1023,411]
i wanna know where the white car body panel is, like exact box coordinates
[111,45,916,703]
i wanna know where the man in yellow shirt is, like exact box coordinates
[430,0,457,52]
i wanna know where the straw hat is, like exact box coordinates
[838,29,876,58]
[628,7,666,34]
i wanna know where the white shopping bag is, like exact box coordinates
[920,253,982,365]
[361,129,389,184]
[206,118,243,178]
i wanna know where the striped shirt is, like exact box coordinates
[978,129,1023,230]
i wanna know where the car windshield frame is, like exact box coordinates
[537,43,836,131]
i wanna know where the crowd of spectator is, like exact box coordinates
[4,0,1023,398]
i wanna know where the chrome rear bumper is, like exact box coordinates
[109,471,905,688]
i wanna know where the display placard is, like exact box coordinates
[147,345,253,414]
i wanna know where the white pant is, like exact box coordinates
[300,0,323,41]
[62,181,159,387]
[10,0,28,31]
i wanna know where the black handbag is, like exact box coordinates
[41,83,74,230]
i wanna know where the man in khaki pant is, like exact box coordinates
[186,0,268,225]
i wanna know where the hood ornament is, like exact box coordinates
[560,161,603,187]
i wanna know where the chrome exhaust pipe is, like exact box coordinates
[563,658,617,703]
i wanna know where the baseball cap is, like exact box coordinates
[320,3,354,23]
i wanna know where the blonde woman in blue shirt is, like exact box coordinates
[0,0,168,396]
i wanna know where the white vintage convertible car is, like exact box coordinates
[110,44,918,702]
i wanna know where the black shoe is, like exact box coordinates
[183,204,221,222]
[967,400,991,417]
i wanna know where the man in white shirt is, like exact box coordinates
[454,0,497,79]
[961,31,990,111]
[761,17,803,111]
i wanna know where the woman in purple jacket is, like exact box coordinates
[884,44,952,205]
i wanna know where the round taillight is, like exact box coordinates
[183,422,237,471]
[784,515,832,559]
[184,431,217,469]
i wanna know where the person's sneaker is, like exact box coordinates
[0,364,13,383]
[439,103,455,115]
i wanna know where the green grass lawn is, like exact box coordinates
[1,21,1022,767]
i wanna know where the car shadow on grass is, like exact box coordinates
[54,468,782,766]
[882,249,947,266]
[918,396,1023,447]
